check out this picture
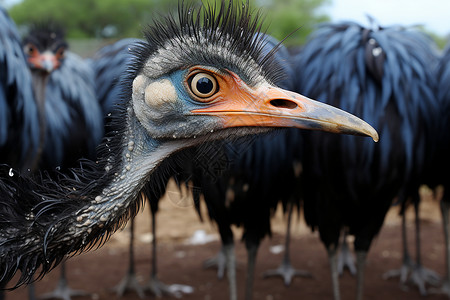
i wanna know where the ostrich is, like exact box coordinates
[22,23,103,172]
[426,43,450,296]
[0,0,378,292]
[1,8,104,300]
[294,21,438,300]
[23,23,103,300]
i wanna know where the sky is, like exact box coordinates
[325,0,450,36]
[2,0,450,36]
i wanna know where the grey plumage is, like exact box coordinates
[0,7,39,169]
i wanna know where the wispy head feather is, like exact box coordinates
[23,21,67,51]
[130,0,285,86]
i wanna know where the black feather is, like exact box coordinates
[295,21,438,257]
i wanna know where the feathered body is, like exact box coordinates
[432,44,450,193]
[0,7,39,169]
[42,51,103,167]
[428,41,450,295]
[88,38,141,115]
[295,21,438,297]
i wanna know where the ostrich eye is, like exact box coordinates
[189,72,218,99]
[24,44,37,55]
[55,47,66,59]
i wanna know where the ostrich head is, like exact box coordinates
[0,0,377,287]
[23,22,67,74]
[126,4,378,143]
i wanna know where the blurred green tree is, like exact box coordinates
[9,0,179,38]
[8,0,330,45]
[256,0,331,46]
[206,0,331,46]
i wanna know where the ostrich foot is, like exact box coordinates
[337,239,356,276]
[408,264,441,296]
[39,278,89,300]
[203,248,227,279]
[112,272,145,299]
[383,258,440,295]
[429,278,450,297]
[263,258,312,286]
[382,255,415,286]
[144,277,193,298]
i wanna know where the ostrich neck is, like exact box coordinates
[28,70,50,171]
[0,109,199,284]
[59,113,195,248]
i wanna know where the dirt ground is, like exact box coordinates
[5,182,450,300]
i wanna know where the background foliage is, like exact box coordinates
[8,0,330,46]
[6,0,447,50]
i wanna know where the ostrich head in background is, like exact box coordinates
[23,22,67,74]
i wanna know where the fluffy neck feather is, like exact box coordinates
[0,106,194,286]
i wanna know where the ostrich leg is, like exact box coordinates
[224,242,237,300]
[382,190,416,287]
[204,224,237,300]
[355,251,367,300]
[337,229,356,276]
[29,283,36,300]
[408,196,440,295]
[384,190,440,294]
[244,242,259,300]
[40,262,89,300]
[204,242,238,300]
[430,200,450,296]
[328,248,341,300]
[203,245,228,279]
[383,211,415,286]
[263,201,312,285]
[113,218,145,298]
[144,207,193,297]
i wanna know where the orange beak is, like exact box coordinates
[28,51,60,73]
[191,74,379,142]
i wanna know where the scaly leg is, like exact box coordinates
[409,198,440,295]
[263,202,311,285]
[337,230,356,276]
[223,242,237,300]
[203,244,228,279]
[113,218,145,298]
[382,211,415,285]
[244,242,259,300]
[29,283,36,300]
[430,200,450,295]
[328,248,341,300]
[355,250,367,300]
[144,209,193,298]
[39,262,90,300]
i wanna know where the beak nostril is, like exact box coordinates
[270,99,298,110]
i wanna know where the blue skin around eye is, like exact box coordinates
[168,70,211,111]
